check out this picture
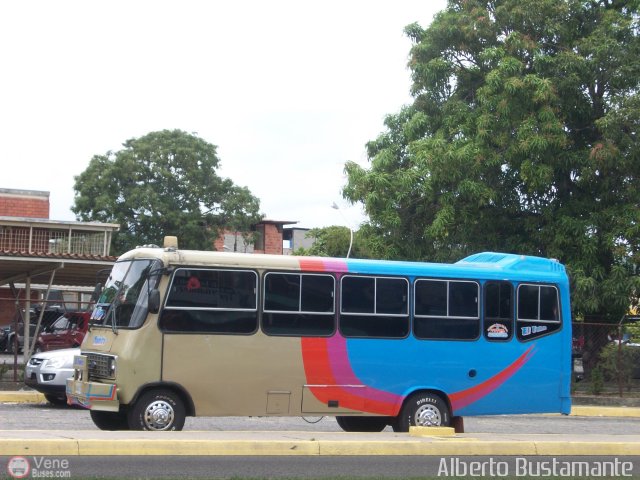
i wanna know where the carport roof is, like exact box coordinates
[0,250,117,288]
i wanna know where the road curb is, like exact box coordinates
[571,405,640,417]
[0,391,45,403]
[0,435,639,457]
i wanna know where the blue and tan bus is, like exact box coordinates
[67,236,572,431]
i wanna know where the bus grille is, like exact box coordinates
[87,353,115,380]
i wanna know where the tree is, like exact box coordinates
[73,129,262,254]
[344,0,640,321]
[295,225,401,259]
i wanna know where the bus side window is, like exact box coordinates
[262,272,335,337]
[339,275,409,339]
[516,284,561,341]
[413,279,479,340]
[160,268,258,335]
[483,281,513,341]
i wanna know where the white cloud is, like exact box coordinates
[0,0,445,230]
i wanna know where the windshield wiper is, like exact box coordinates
[109,305,118,335]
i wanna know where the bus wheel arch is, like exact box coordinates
[130,382,196,417]
[127,383,194,431]
[392,389,452,432]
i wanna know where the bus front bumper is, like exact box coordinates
[66,377,119,412]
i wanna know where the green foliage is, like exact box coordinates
[295,226,350,257]
[295,226,354,258]
[589,365,604,395]
[344,0,640,321]
[294,225,389,259]
[73,130,262,254]
[597,343,640,391]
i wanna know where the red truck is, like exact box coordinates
[34,311,90,352]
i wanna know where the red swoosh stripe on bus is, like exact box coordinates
[301,338,535,416]
[301,337,402,415]
[448,346,535,411]
[298,258,348,273]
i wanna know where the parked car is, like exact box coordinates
[3,307,65,353]
[24,348,79,405]
[5,323,37,354]
[0,326,9,351]
[34,311,90,352]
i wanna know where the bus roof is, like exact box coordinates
[118,246,567,284]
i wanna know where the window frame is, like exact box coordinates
[263,272,336,315]
[339,274,410,339]
[413,278,480,341]
[483,280,514,342]
[160,267,259,335]
[339,275,409,317]
[414,278,480,320]
[262,271,336,337]
[516,283,561,324]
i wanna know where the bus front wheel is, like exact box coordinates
[90,409,130,431]
[335,416,388,432]
[393,392,450,432]
[128,389,186,431]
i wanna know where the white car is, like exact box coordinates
[25,348,80,405]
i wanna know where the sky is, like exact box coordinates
[0,0,446,231]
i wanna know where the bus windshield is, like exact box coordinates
[91,259,160,329]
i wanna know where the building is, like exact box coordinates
[0,188,119,331]
[214,219,299,255]
[283,227,314,255]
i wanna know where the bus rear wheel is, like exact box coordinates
[335,416,388,432]
[90,409,130,431]
[393,392,450,432]
[128,389,186,431]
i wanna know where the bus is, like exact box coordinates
[67,236,572,431]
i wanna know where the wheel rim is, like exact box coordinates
[143,400,175,431]
[414,404,442,426]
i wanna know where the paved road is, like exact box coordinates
[1,400,639,434]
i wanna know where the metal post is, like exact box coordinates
[28,269,56,358]
[331,203,354,258]
[617,315,625,397]
[24,277,30,363]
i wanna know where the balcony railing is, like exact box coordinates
[0,225,114,256]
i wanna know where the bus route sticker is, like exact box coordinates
[7,456,30,479]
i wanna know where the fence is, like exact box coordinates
[572,318,640,397]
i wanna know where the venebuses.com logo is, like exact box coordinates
[6,456,71,479]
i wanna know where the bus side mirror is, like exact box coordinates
[149,289,161,314]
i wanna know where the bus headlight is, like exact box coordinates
[108,357,117,377]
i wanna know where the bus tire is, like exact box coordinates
[90,409,130,431]
[44,394,67,406]
[335,416,388,432]
[128,389,186,431]
[393,392,450,432]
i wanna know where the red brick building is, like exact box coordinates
[214,220,297,255]
[0,188,50,219]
